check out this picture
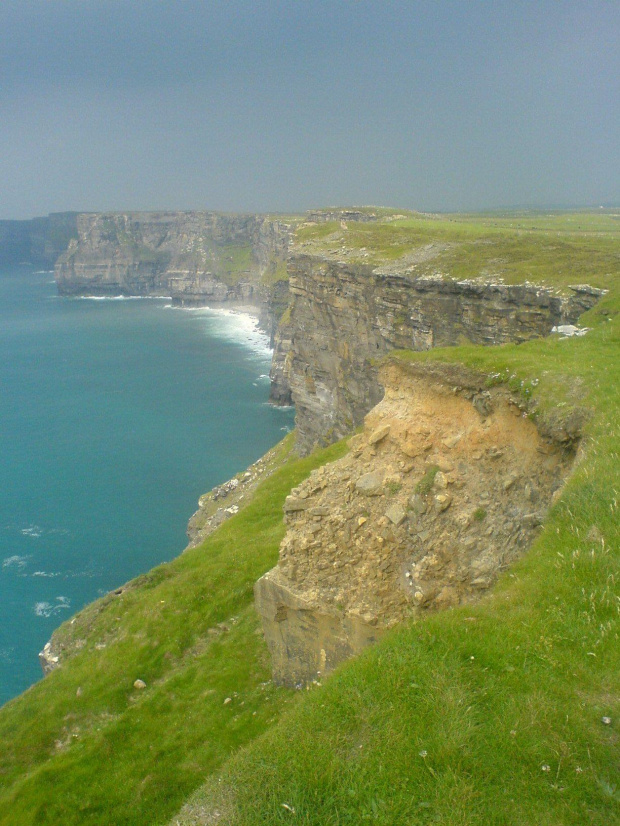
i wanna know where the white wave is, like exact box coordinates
[34,270,54,274]
[2,555,29,570]
[263,402,294,411]
[31,568,97,579]
[73,295,171,301]
[34,597,71,618]
[201,308,273,359]
[0,647,15,664]
[20,525,42,538]
[33,602,52,617]
[166,305,274,360]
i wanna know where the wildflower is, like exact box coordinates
[419,750,428,758]
[542,764,551,772]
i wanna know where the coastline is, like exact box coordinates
[0,268,294,703]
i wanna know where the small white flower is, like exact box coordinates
[542,764,551,772]
[419,750,428,758]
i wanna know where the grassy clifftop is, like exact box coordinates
[174,242,619,825]
[295,209,619,292]
[0,209,617,825]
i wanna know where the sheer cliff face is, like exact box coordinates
[55,212,292,312]
[278,253,602,452]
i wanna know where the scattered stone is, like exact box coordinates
[551,324,590,337]
[309,506,330,516]
[283,496,309,512]
[442,433,462,449]
[355,471,384,496]
[133,679,146,690]
[358,516,368,527]
[407,493,426,515]
[385,504,406,526]
[368,423,391,445]
[433,472,449,490]
[434,493,452,512]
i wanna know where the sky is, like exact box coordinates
[1,0,618,218]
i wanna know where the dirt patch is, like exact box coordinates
[255,360,579,685]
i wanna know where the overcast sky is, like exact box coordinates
[1,0,618,218]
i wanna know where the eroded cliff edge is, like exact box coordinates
[255,358,583,686]
[276,250,601,452]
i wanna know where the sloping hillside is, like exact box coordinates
[0,210,617,825]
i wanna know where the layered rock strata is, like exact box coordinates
[255,359,579,686]
[55,211,293,339]
[276,253,602,451]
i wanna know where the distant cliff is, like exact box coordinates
[0,212,78,267]
[55,211,296,347]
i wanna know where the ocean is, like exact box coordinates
[0,265,294,705]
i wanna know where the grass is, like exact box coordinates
[0,435,348,825]
[170,220,619,825]
[415,465,441,496]
[295,211,619,293]
[1,208,618,825]
[213,243,254,287]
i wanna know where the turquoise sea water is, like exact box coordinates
[0,266,294,705]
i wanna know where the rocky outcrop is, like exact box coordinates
[305,208,383,224]
[38,641,61,675]
[274,253,603,452]
[186,441,291,548]
[255,359,580,686]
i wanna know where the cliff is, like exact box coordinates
[272,217,605,451]
[0,212,78,267]
[0,208,616,826]
[55,211,295,337]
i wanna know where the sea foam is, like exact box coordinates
[2,555,29,570]
[166,305,273,360]
[33,597,71,618]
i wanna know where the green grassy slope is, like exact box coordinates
[0,209,617,826]
[172,221,619,825]
[0,437,348,825]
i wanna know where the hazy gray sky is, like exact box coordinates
[1,0,618,217]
